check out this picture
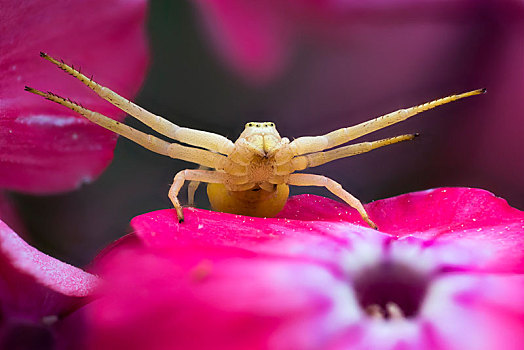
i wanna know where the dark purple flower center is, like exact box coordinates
[353,262,429,319]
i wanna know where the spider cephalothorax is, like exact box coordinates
[26,52,485,229]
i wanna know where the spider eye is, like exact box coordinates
[246,122,253,128]
[268,122,275,127]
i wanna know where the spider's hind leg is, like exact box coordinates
[187,180,201,207]
[286,173,377,229]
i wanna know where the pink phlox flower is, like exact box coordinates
[84,187,524,350]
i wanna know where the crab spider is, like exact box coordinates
[26,53,485,229]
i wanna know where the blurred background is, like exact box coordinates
[8,0,524,266]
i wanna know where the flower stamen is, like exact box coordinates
[365,302,405,320]
[353,262,429,319]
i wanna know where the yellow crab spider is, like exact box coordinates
[25,52,485,229]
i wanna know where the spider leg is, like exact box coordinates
[169,169,229,222]
[25,87,226,169]
[286,173,377,229]
[39,52,235,155]
[284,89,485,157]
[187,166,211,206]
[288,134,417,172]
[187,181,201,207]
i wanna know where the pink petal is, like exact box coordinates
[192,0,477,85]
[128,205,381,270]
[422,274,524,350]
[87,245,360,350]
[0,219,97,319]
[87,187,524,349]
[281,188,524,272]
[128,198,494,277]
[130,188,524,273]
[0,0,149,193]
[86,230,524,350]
[193,0,291,84]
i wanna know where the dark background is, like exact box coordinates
[12,1,524,266]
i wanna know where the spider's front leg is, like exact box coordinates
[286,173,377,229]
[169,170,228,222]
[39,52,235,155]
[280,89,485,158]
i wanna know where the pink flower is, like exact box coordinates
[0,219,97,349]
[0,0,149,194]
[82,188,524,350]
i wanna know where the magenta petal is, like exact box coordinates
[192,0,478,86]
[0,220,97,319]
[89,188,524,350]
[0,0,148,193]
[422,274,524,350]
[280,188,524,272]
[130,206,359,246]
[87,245,360,350]
[129,205,384,270]
[367,188,524,272]
[130,188,524,272]
[194,0,291,84]
[276,193,372,224]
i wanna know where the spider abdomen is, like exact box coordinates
[207,183,289,218]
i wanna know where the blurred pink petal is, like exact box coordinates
[421,274,524,350]
[88,246,355,350]
[0,0,148,193]
[0,219,97,348]
[194,0,292,85]
[192,0,476,84]
[85,188,524,349]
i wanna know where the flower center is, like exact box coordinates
[352,262,429,320]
